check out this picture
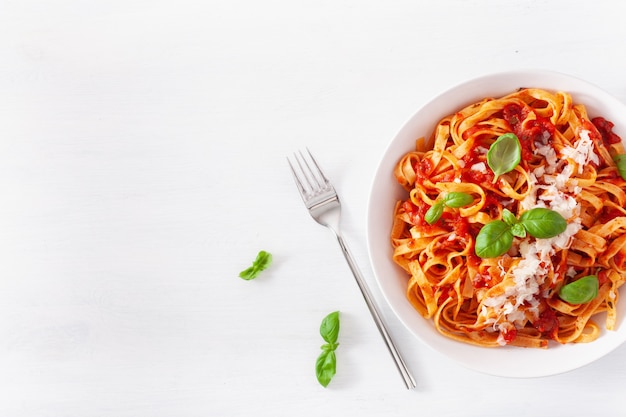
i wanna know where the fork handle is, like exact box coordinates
[335,233,417,389]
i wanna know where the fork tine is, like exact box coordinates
[295,150,317,191]
[298,149,324,190]
[305,148,330,186]
[287,157,308,196]
[288,148,333,197]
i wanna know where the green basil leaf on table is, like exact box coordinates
[238,250,273,280]
[519,208,567,239]
[319,311,340,344]
[316,311,340,388]
[558,275,599,304]
[475,220,513,258]
[487,133,521,181]
[315,350,336,388]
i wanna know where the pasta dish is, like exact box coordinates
[391,88,626,348]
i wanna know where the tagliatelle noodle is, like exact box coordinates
[391,88,626,348]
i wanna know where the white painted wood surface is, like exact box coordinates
[0,0,625,415]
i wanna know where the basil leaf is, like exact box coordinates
[487,133,521,180]
[510,223,527,238]
[321,342,338,352]
[519,208,567,239]
[315,350,336,388]
[316,311,340,387]
[319,311,340,344]
[614,154,626,181]
[424,201,444,225]
[558,275,599,304]
[238,250,273,280]
[502,209,518,227]
[475,220,513,258]
[443,192,474,208]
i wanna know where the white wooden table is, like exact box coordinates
[1,0,625,415]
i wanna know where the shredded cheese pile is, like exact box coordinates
[479,130,597,341]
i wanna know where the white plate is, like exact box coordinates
[366,69,626,377]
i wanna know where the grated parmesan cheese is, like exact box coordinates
[471,162,487,173]
[535,144,558,172]
[560,129,600,174]
[478,127,591,334]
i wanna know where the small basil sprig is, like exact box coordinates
[613,154,626,180]
[238,250,273,280]
[558,275,599,304]
[316,311,340,388]
[424,192,474,224]
[475,208,567,258]
[503,209,526,238]
[487,133,521,182]
[519,208,568,238]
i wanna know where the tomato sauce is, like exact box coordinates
[533,307,559,339]
[440,211,471,238]
[461,143,484,167]
[401,200,429,226]
[500,325,518,344]
[592,117,622,147]
[412,158,433,185]
[598,270,610,286]
[453,214,470,237]
[502,103,555,163]
[472,274,492,289]
[615,252,626,270]
[599,206,624,223]
[437,284,454,304]
[460,166,494,185]
[481,194,503,219]
[467,254,481,268]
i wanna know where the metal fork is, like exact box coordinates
[287,148,416,390]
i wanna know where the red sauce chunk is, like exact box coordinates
[533,307,559,339]
[472,274,491,289]
[437,284,454,304]
[598,270,610,286]
[402,200,428,226]
[502,103,528,130]
[441,212,471,238]
[500,324,518,344]
[615,252,626,270]
[461,166,494,185]
[412,158,433,185]
[502,103,555,162]
[592,117,622,146]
